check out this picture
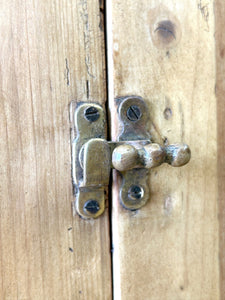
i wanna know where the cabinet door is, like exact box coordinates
[0,1,111,299]
[1,1,225,299]
[107,0,223,299]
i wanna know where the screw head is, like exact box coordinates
[128,185,144,200]
[83,200,100,214]
[126,105,142,121]
[84,106,100,122]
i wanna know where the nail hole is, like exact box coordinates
[163,107,172,120]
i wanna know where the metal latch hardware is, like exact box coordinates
[71,96,191,219]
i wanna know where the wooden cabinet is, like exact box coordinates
[0,0,224,299]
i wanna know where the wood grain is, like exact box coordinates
[0,0,111,299]
[107,1,219,299]
[215,0,225,298]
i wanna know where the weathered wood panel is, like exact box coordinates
[215,0,225,298]
[108,1,219,299]
[0,0,111,299]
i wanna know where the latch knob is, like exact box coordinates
[112,143,190,171]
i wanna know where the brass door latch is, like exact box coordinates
[72,96,191,219]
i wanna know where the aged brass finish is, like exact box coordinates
[72,103,108,219]
[72,97,191,219]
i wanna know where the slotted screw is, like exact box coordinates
[83,200,100,214]
[128,185,144,200]
[126,105,142,121]
[84,106,100,122]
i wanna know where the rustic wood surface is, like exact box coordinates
[215,0,225,298]
[0,0,111,299]
[107,1,220,299]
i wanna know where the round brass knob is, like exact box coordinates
[165,144,191,167]
[112,144,139,171]
[142,144,165,168]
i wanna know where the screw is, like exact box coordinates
[126,105,142,121]
[84,106,100,122]
[128,185,144,200]
[83,200,100,214]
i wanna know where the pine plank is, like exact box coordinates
[107,1,219,299]
[0,0,111,299]
[215,0,225,298]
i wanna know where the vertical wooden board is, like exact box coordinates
[107,1,219,299]
[0,0,111,299]
[215,0,225,298]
